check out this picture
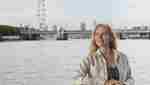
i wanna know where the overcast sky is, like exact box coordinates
[0,0,149,29]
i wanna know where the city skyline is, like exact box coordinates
[0,0,150,29]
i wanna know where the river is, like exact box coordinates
[0,39,149,85]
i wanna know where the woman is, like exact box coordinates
[74,24,134,85]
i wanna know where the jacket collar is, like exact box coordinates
[96,47,105,56]
[96,47,120,64]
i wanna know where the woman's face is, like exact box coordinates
[94,27,107,48]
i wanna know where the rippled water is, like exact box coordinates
[0,39,149,85]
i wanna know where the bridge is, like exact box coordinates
[17,28,150,40]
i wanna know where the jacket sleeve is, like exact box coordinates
[73,55,106,85]
[121,53,135,85]
[73,56,91,85]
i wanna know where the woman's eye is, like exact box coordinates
[95,33,99,36]
[95,33,104,39]
[99,35,103,39]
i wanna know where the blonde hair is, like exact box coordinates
[88,24,117,57]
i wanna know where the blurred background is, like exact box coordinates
[0,0,149,85]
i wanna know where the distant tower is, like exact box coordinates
[80,22,86,31]
[37,0,48,31]
[93,19,97,27]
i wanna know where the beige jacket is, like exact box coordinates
[74,48,134,85]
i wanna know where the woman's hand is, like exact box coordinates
[105,80,124,85]
[104,80,111,85]
[110,80,123,85]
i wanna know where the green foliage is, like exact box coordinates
[0,25,17,33]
